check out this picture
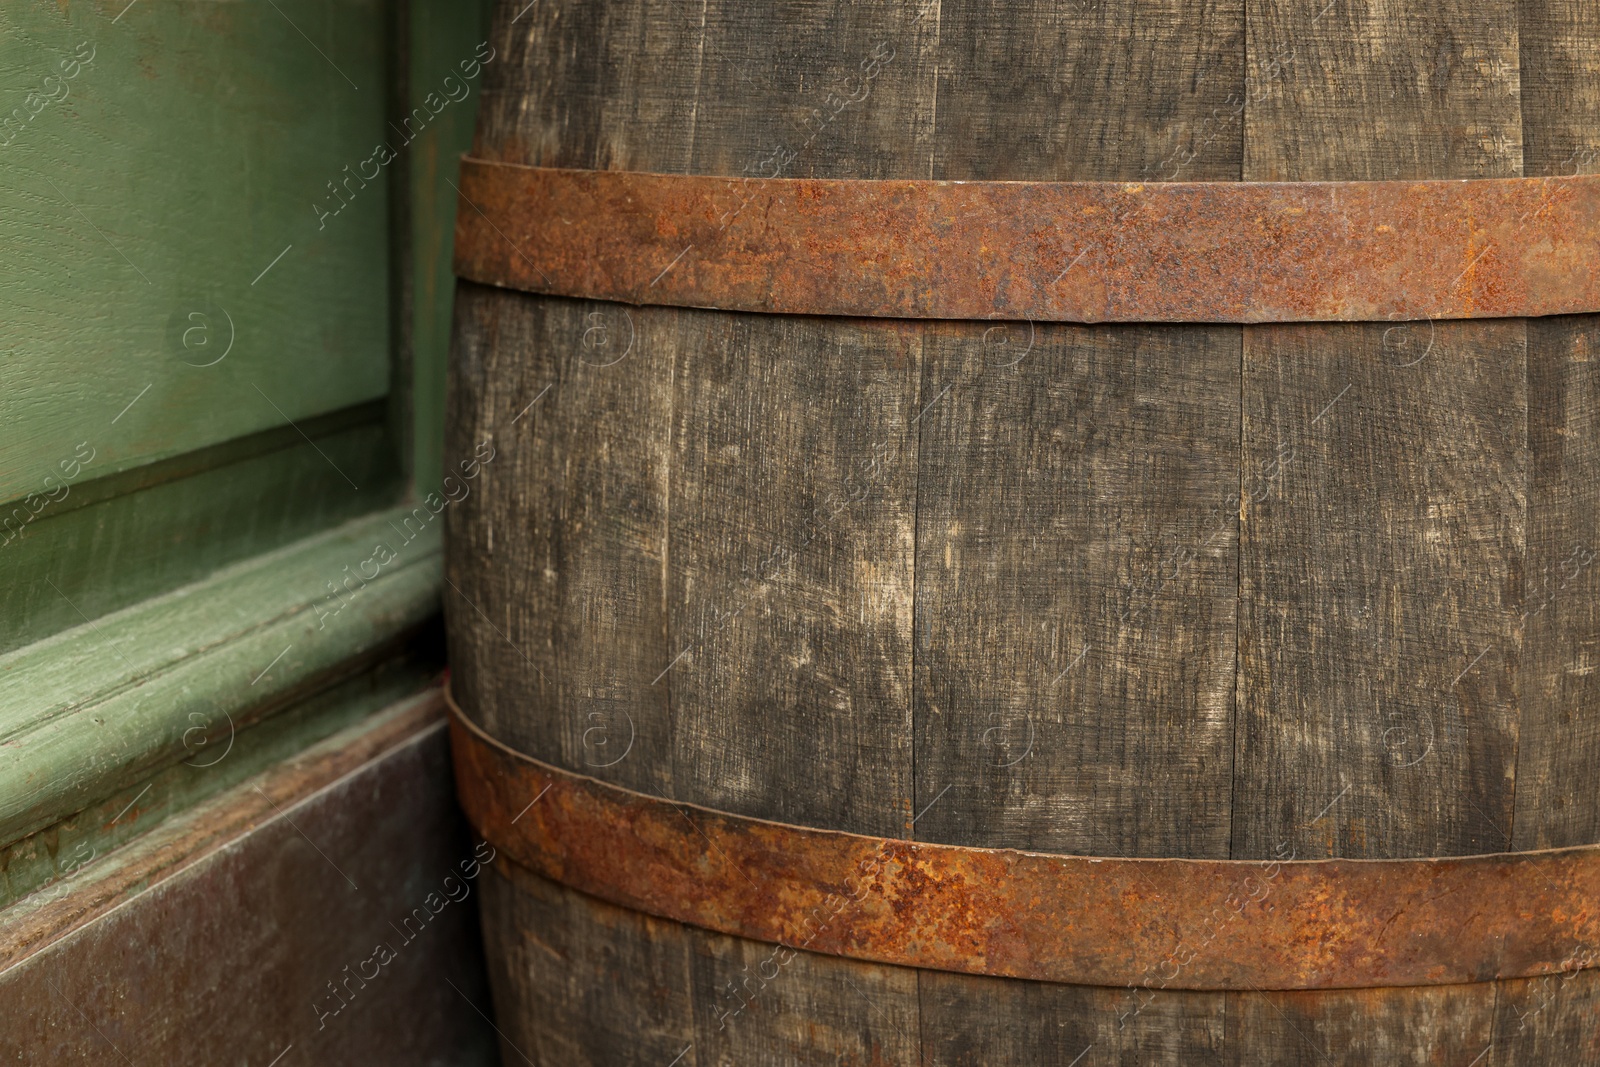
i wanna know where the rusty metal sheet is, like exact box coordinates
[0,692,446,973]
[2,691,499,1065]
[449,691,1600,992]
[452,157,1600,324]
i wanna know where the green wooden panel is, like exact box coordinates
[0,0,494,919]
[0,0,392,505]
[0,655,436,910]
[0,508,443,848]
[407,0,495,493]
[0,404,399,655]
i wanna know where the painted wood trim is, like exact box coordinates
[2,413,402,659]
[0,689,499,1065]
[406,0,497,496]
[0,689,446,974]
[0,507,443,850]
[0,658,440,911]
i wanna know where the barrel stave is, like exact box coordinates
[446,0,1600,1060]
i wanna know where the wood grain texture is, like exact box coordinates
[452,0,1600,1059]
[473,0,706,172]
[1233,320,1526,859]
[451,0,701,803]
[1517,0,1600,179]
[688,918,920,1067]
[1511,1,1600,852]
[689,1,940,181]
[461,3,946,829]
[1243,0,1523,182]
[639,0,937,839]
[484,864,1600,1065]
[912,322,1240,857]
[445,285,678,800]
[912,0,1243,867]
[454,2,941,1060]
[481,860,697,1067]
[1515,315,1600,851]
[664,311,920,837]
[1222,985,1496,1066]
[486,860,925,1067]
[1235,0,1527,860]
[919,971,1226,1066]
[933,0,1245,182]
[1491,968,1600,1065]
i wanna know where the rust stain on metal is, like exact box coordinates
[2,692,496,1064]
[1,692,448,975]
[452,158,1600,324]
[449,691,1600,991]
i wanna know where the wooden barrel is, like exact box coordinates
[444,0,1600,1062]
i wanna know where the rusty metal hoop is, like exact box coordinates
[453,158,1600,324]
[449,690,1600,992]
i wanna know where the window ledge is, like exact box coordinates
[0,507,442,849]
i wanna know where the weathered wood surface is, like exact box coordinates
[932,0,1244,183]
[919,968,1227,1065]
[1234,0,1526,860]
[910,0,1244,862]
[465,0,942,833]
[664,311,920,837]
[0,694,498,1066]
[461,0,1251,850]
[485,861,1600,1066]
[913,322,1240,859]
[486,861,928,1067]
[449,0,1600,1060]
[1221,985,1496,1066]
[1491,967,1600,1065]
[1511,0,1600,853]
[479,850,696,1067]
[1518,313,1600,852]
[454,3,938,1061]
[447,286,679,799]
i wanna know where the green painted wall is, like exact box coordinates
[1,0,491,653]
[407,0,496,493]
[1,0,393,501]
[1,0,404,654]
[0,0,492,907]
